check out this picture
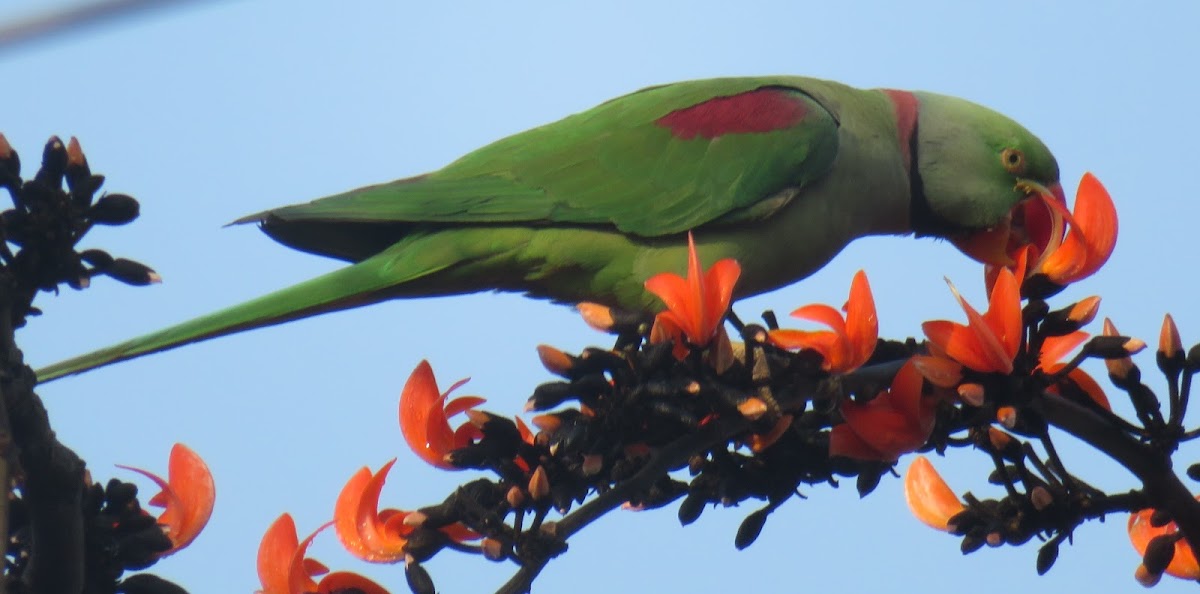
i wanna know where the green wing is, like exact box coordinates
[251,76,841,243]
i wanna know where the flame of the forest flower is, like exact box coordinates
[333,460,479,564]
[1031,173,1118,286]
[904,456,966,531]
[334,460,412,563]
[923,268,1021,374]
[256,513,391,594]
[769,270,878,373]
[1128,501,1200,581]
[828,359,935,461]
[399,360,485,470]
[117,443,215,556]
[645,232,741,359]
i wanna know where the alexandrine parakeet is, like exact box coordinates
[37,76,1063,381]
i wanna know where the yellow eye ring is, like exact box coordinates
[1001,148,1025,174]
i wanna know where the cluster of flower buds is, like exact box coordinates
[0,134,157,319]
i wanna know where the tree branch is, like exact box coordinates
[1035,392,1200,553]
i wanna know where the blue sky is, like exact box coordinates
[3,0,1200,591]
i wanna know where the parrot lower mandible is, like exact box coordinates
[37,75,1064,382]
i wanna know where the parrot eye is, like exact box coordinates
[1001,148,1026,174]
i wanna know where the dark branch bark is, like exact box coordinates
[1035,393,1200,554]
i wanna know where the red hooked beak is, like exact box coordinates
[950,180,1067,267]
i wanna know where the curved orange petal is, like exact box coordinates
[289,521,330,594]
[333,467,374,560]
[160,443,214,552]
[1066,368,1112,411]
[117,443,215,555]
[1039,331,1089,369]
[923,320,1005,374]
[828,423,887,460]
[352,459,411,563]
[840,399,926,462]
[888,360,932,433]
[905,456,965,531]
[790,303,848,334]
[1038,173,1118,284]
[982,268,1022,363]
[257,513,302,594]
[515,416,535,445]
[400,360,445,468]
[703,258,741,339]
[443,395,486,417]
[1129,501,1200,579]
[645,272,697,337]
[911,355,963,389]
[844,270,878,370]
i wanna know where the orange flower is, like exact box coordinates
[923,268,1021,374]
[118,443,215,555]
[769,270,877,373]
[334,460,479,564]
[904,456,965,531]
[829,359,935,461]
[1032,173,1118,285]
[256,513,390,594]
[1128,500,1200,580]
[1039,330,1112,411]
[645,232,741,358]
[399,360,486,470]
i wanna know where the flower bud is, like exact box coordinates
[90,193,140,225]
[528,466,550,502]
[536,344,577,378]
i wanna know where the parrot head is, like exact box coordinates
[910,92,1064,266]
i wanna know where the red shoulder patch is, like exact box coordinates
[656,88,810,140]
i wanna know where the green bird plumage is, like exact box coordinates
[37,76,1060,381]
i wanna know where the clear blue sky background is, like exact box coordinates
[3,1,1199,592]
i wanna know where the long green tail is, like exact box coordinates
[35,237,455,382]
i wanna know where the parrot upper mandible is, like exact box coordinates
[37,75,1064,381]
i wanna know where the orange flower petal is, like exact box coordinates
[911,355,963,389]
[828,423,887,460]
[1039,331,1089,370]
[333,467,374,560]
[399,360,444,468]
[117,443,215,555]
[905,456,965,531]
[399,361,479,470]
[982,268,1022,363]
[1037,173,1118,284]
[257,513,302,594]
[353,460,410,563]
[645,232,740,352]
[790,303,847,334]
[1129,499,1200,579]
[923,320,1005,374]
[844,270,879,370]
[1066,368,1112,411]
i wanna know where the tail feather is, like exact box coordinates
[35,240,453,382]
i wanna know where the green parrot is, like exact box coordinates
[37,76,1063,382]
